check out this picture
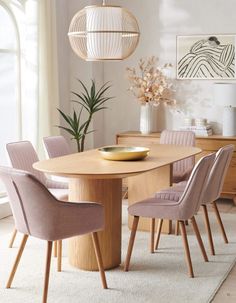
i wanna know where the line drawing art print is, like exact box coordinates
[177,35,235,79]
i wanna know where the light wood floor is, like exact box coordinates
[0,199,235,302]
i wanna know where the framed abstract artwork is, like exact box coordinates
[176,34,236,79]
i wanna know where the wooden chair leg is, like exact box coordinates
[92,232,108,289]
[6,234,28,288]
[42,241,53,303]
[212,201,228,243]
[190,216,208,262]
[57,240,62,272]
[122,189,128,200]
[53,241,57,258]
[155,219,163,250]
[124,216,139,272]
[150,218,155,253]
[175,220,180,235]
[202,204,215,255]
[179,221,194,278]
[9,228,17,248]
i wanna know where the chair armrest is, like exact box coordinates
[48,200,104,241]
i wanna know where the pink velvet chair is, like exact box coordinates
[43,135,73,264]
[155,144,234,255]
[6,141,68,271]
[43,136,72,158]
[124,153,215,278]
[160,130,196,235]
[160,130,195,183]
[0,166,107,303]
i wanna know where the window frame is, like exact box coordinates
[0,1,22,197]
[0,0,22,140]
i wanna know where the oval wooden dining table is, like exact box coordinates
[33,144,201,271]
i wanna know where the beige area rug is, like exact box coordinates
[0,208,236,303]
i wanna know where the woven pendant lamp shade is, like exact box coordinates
[68,4,140,61]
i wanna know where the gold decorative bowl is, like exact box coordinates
[98,146,150,161]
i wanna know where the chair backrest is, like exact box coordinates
[6,141,46,185]
[43,136,71,158]
[177,153,215,219]
[160,130,195,182]
[0,166,59,239]
[203,144,234,203]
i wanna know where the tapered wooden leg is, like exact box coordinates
[57,240,62,272]
[42,241,53,303]
[175,221,180,235]
[92,232,108,289]
[6,234,28,288]
[202,204,215,255]
[53,241,57,258]
[185,220,189,226]
[155,219,163,250]
[179,221,194,278]
[124,216,139,272]
[190,216,208,262]
[122,189,128,200]
[150,218,155,253]
[212,201,228,243]
[9,228,17,248]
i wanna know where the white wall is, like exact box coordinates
[102,0,236,145]
[56,0,236,148]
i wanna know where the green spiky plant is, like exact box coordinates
[57,80,113,152]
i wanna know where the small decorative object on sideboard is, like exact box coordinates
[195,118,207,127]
[183,117,193,127]
[180,118,213,136]
[126,56,176,134]
[214,83,236,136]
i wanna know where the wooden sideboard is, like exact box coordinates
[117,131,236,204]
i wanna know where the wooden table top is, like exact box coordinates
[33,144,201,179]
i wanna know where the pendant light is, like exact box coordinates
[68,0,140,61]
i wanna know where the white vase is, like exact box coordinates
[140,103,153,134]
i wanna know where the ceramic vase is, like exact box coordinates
[140,103,153,134]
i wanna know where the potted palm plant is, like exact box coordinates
[57,80,113,152]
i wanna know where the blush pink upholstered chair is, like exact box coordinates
[6,141,68,192]
[43,136,72,158]
[160,130,196,235]
[160,130,195,184]
[6,141,68,271]
[0,166,107,303]
[43,135,72,263]
[124,153,215,278]
[154,144,234,255]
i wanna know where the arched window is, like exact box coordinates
[0,1,21,196]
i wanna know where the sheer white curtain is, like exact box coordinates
[37,0,60,157]
[21,0,38,147]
